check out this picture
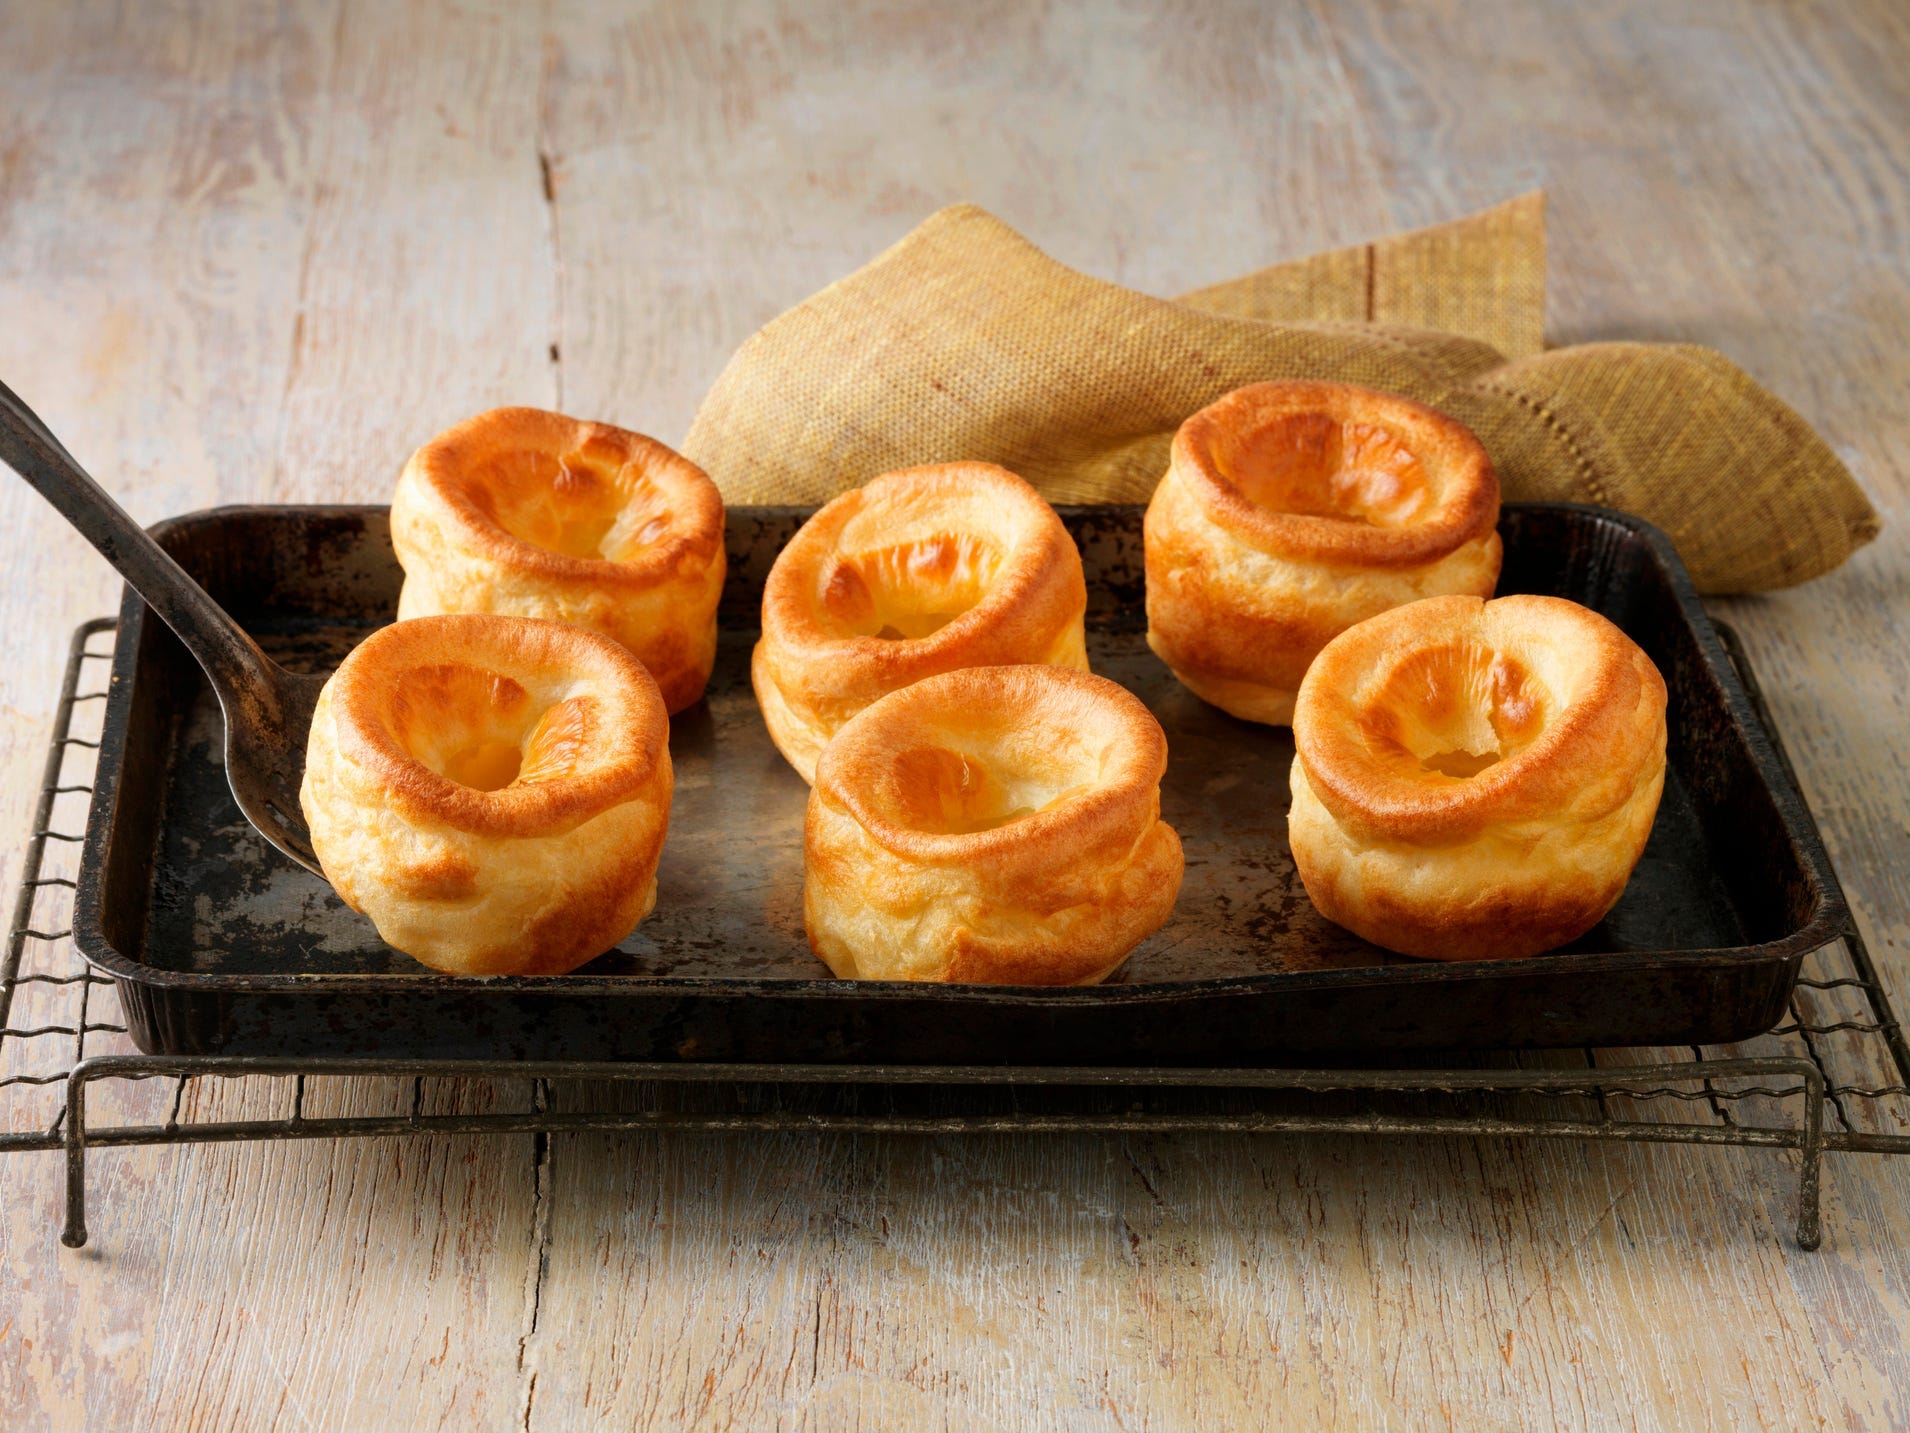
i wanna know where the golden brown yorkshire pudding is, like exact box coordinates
[1288,594,1667,962]
[805,665,1183,984]
[1145,380,1502,725]
[300,614,673,976]
[754,462,1088,782]
[390,407,726,713]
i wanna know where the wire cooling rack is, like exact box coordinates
[3,620,1905,1250]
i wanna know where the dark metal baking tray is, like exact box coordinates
[74,503,1846,1063]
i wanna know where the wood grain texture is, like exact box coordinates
[1,0,1908,1428]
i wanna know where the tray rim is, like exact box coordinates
[73,500,1850,1006]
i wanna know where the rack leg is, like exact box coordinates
[61,1066,88,1248]
[1796,1066,1825,1251]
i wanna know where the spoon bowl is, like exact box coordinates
[219,665,330,873]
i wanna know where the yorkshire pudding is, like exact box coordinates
[1146,380,1502,725]
[754,462,1088,781]
[805,665,1183,984]
[390,407,726,713]
[300,614,673,976]
[1288,594,1667,962]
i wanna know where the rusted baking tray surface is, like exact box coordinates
[73,504,1846,1063]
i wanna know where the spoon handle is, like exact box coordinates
[0,377,282,707]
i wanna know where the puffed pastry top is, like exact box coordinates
[300,613,674,976]
[1288,593,1668,961]
[754,461,1088,781]
[390,407,726,713]
[1145,380,1502,724]
[804,664,1184,984]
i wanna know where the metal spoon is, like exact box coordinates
[0,380,326,875]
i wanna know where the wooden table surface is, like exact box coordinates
[2,1,1906,1427]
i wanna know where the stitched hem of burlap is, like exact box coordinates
[1471,378,1613,509]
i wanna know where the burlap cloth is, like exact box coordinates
[684,193,1877,593]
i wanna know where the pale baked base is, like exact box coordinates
[1148,644,1298,726]
[1286,754,1665,962]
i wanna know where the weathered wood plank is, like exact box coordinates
[541,0,1398,444]
[1312,1,1910,1424]
[0,3,552,1426]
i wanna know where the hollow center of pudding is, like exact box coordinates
[442,739,524,792]
[1219,412,1434,527]
[884,745,1089,835]
[819,532,1008,640]
[1418,747,1503,779]
[1361,641,1552,781]
[388,664,595,792]
[469,438,674,562]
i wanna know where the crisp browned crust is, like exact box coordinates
[816,665,1168,869]
[1171,380,1501,568]
[1288,594,1669,961]
[300,613,675,976]
[1144,381,1503,726]
[401,407,724,589]
[1295,595,1664,844]
[390,407,726,712]
[803,665,1183,984]
[327,614,667,837]
[754,462,1089,780]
